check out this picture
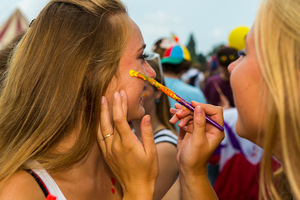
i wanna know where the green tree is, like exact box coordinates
[186,33,197,63]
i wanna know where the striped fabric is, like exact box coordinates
[154,129,178,146]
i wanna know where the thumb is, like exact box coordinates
[140,115,156,154]
[193,106,207,141]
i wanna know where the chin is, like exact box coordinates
[235,121,245,139]
[127,107,145,121]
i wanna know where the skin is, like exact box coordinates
[0,19,156,200]
[105,19,156,122]
[227,27,266,146]
[169,102,224,200]
[133,84,178,200]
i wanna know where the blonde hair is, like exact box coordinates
[0,0,130,187]
[254,0,300,199]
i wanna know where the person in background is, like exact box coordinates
[161,44,206,130]
[181,62,206,90]
[203,46,238,108]
[0,0,158,199]
[131,53,179,200]
[152,37,177,59]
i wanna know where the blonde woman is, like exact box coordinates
[170,0,300,199]
[0,0,158,199]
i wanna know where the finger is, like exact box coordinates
[170,106,192,124]
[192,105,207,142]
[120,90,128,120]
[174,103,185,110]
[178,115,193,128]
[140,115,156,155]
[114,90,128,142]
[191,101,222,117]
[175,107,192,119]
[169,113,180,124]
[112,91,133,143]
[98,96,114,154]
[170,108,178,115]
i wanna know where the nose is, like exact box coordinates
[144,62,156,79]
[228,58,239,73]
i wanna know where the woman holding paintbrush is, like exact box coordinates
[98,0,300,199]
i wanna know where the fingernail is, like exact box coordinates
[114,91,119,99]
[101,96,105,104]
[120,90,125,96]
[195,106,202,115]
[143,115,151,125]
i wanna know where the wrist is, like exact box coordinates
[179,171,218,200]
[122,182,155,200]
[179,163,207,178]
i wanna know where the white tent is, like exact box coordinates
[0,9,29,50]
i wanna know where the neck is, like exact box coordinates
[219,67,230,81]
[50,142,103,180]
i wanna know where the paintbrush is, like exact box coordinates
[129,70,224,131]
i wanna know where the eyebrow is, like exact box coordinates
[138,44,146,52]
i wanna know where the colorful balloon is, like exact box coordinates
[228,26,250,51]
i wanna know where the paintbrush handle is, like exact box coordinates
[175,94,224,132]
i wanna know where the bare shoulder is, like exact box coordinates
[156,142,177,157]
[0,170,45,200]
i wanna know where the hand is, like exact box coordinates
[169,102,224,176]
[97,90,158,200]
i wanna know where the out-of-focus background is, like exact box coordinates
[0,0,260,55]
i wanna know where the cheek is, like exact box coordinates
[125,82,146,121]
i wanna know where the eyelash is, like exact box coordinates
[238,50,246,57]
[139,53,149,60]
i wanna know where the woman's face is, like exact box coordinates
[105,19,156,121]
[228,27,265,144]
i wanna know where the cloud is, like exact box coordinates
[15,0,48,20]
[211,27,225,39]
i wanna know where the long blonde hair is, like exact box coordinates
[0,0,130,187]
[254,0,300,199]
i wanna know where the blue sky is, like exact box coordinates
[0,0,261,54]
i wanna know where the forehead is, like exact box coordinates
[122,20,145,56]
[245,28,255,47]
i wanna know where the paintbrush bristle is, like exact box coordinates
[129,70,139,77]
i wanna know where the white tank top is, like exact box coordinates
[31,168,66,200]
